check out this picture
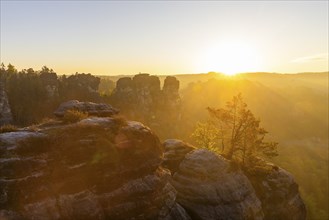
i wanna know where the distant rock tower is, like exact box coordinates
[162,76,181,111]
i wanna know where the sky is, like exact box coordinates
[0,1,328,75]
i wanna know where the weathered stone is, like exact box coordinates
[162,139,195,173]
[172,149,264,220]
[0,131,46,154]
[162,76,180,109]
[0,210,23,220]
[53,100,119,117]
[110,75,181,129]
[163,76,179,93]
[0,113,306,220]
[246,165,307,220]
[0,116,190,220]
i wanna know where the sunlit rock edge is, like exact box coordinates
[0,113,306,220]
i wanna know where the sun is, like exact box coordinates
[198,42,263,76]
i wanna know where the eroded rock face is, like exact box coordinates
[111,74,181,127]
[111,74,161,120]
[246,166,307,220]
[0,82,13,125]
[53,100,119,117]
[0,117,190,220]
[0,112,306,220]
[158,77,182,138]
[162,139,195,173]
[162,76,180,110]
[172,149,264,220]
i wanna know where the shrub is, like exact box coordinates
[0,124,18,133]
[62,110,88,124]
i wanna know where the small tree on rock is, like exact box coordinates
[194,93,278,166]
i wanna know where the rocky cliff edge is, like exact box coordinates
[0,102,306,220]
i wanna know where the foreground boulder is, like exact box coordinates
[163,139,306,220]
[171,149,264,220]
[245,165,307,220]
[0,117,190,219]
[53,100,119,117]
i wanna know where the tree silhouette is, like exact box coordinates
[196,94,278,165]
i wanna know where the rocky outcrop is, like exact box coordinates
[0,117,190,219]
[158,77,182,137]
[111,74,161,120]
[0,101,306,219]
[246,166,307,220]
[0,82,13,125]
[171,149,264,220]
[163,139,306,220]
[162,76,181,111]
[162,139,195,173]
[53,100,119,117]
[113,77,135,106]
[111,74,181,127]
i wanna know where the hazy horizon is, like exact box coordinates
[1,1,328,75]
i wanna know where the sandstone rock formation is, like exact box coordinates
[162,76,180,111]
[0,117,190,219]
[0,101,306,219]
[246,165,307,220]
[53,100,119,117]
[162,139,195,174]
[111,74,181,127]
[111,74,161,121]
[0,82,13,125]
[171,149,264,220]
[163,139,306,220]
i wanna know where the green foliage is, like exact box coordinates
[1,64,102,126]
[59,73,101,101]
[194,94,278,165]
[191,121,219,152]
[98,77,115,96]
[0,124,18,133]
[62,110,88,124]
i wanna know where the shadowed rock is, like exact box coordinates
[0,117,190,220]
[246,165,307,220]
[110,74,181,129]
